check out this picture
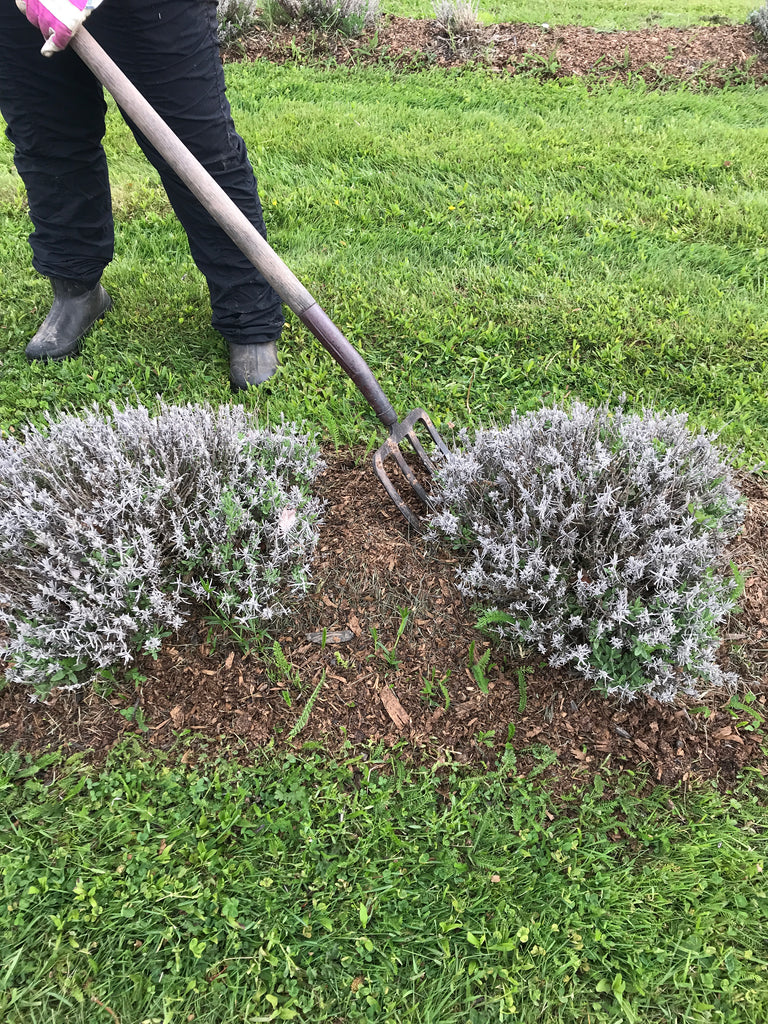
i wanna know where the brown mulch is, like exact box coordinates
[1,452,766,788]
[226,17,768,87]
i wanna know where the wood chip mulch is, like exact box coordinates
[1,452,766,791]
[226,17,768,88]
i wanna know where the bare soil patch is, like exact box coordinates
[2,452,766,787]
[227,17,768,87]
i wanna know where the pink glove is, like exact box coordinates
[16,0,89,56]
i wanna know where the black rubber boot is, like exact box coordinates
[229,340,279,391]
[25,277,112,362]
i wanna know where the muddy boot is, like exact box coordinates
[25,277,112,362]
[229,340,279,391]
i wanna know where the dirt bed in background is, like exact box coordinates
[1,453,766,788]
[228,18,768,87]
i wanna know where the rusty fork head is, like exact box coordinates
[373,408,450,532]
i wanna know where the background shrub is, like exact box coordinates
[263,0,380,36]
[0,403,324,694]
[749,2,768,41]
[432,0,482,50]
[429,402,745,703]
[217,0,260,45]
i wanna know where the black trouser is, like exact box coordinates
[0,0,284,346]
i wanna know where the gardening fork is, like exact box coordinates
[70,28,449,531]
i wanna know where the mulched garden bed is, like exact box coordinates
[2,452,766,788]
[227,16,768,88]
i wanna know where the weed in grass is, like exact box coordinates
[44,656,88,690]
[419,674,433,705]
[514,49,561,77]
[204,613,267,657]
[94,664,147,702]
[118,703,149,732]
[334,649,355,671]
[318,406,345,451]
[269,639,303,691]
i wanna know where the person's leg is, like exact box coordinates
[90,0,284,385]
[0,2,114,284]
[0,2,113,358]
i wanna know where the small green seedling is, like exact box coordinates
[204,613,264,657]
[46,657,88,691]
[119,704,149,732]
[371,606,410,668]
[335,650,355,671]
[474,729,496,748]
[517,666,532,713]
[726,692,764,733]
[468,639,493,694]
[288,672,325,740]
[269,640,302,691]
[421,667,451,709]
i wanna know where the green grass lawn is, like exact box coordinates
[2,67,767,460]
[2,744,767,1024]
[389,0,756,29]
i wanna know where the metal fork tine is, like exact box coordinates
[391,444,433,506]
[404,428,437,475]
[372,407,450,536]
[423,417,451,458]
[412,411,450,461]
[373,451,421,532]
[372,407,450,532]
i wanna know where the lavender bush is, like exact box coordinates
[750,3,768,42]
[0,403,324,694]
[429,402,745,702]
[216,0,260,45]
[433,0,482,51]
[263,0,380,35]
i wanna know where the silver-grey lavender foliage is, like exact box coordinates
[429,402,744,703]
[270,0,380,33]
[0,403,324,693]
[216,0,260,44]
[750,3,768,41]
